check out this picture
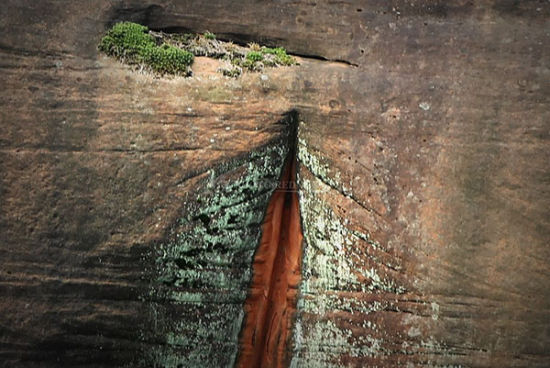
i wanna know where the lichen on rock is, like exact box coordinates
[290,122,408,367]
[143,114,296,367]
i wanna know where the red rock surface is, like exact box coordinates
[238,158,302,368]
[1,1,549,367]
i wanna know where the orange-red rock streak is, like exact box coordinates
[237,158,303,368]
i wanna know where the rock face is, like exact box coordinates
[1,1,549,367]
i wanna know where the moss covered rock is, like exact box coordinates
[98,22,194,75]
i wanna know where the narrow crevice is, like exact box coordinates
[145,26,358,68]
[237,135,303,368]
[288,51,359,67]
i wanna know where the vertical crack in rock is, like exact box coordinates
[237,145,303,368]
[144,113,300,367]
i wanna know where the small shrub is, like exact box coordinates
[261,47,295,66]
[246,51,264,62]
[204,31,216,40]
[142,43,194,74]
[99,22,155,62]
[260,47,278,55]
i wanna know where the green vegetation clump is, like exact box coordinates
[233,47,295,72]
[98,22,194,75]
[245,51,264,62]
[261,47,295,66]
[98,22,297,78]
[141,43,194,74]
[203,31,216,40]
[232,54,261,72]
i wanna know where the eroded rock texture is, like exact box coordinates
[1,1,549,367]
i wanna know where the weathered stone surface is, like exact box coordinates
[1,1,549,367]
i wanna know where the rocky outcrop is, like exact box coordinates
[1,1,549,367]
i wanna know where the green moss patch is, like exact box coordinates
[98,22,193,76]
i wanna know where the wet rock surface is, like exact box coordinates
[1,1,549,367]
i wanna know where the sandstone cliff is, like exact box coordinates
[1,1,549,367]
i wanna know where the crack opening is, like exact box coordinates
[237,126,303,368]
